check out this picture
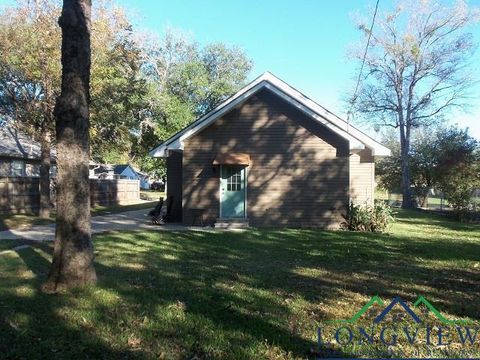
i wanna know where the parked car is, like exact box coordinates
[150,181,165,192]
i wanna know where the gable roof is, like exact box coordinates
[113,164,134,175]
[149,72,391,158]
[0,125,56,161]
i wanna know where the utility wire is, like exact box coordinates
[347,0,380,132]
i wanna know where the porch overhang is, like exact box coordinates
[213,153,251,166]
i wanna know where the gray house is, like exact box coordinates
[150,73,390,228]
[0,126,55,177]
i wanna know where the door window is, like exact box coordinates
[226,167,242,191]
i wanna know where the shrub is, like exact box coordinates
[342,201,394,233]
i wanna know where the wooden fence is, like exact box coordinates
[0,177,140,215]
[90,179,140,207]
[0,177,40,214]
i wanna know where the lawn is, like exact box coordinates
[0,210,479,359]
[140,190,165,201]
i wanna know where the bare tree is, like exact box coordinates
[351,0,478,208]
[43,0,96,292]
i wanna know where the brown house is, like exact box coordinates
[150,73,390,228]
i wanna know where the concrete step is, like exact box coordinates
[214,218,250,229]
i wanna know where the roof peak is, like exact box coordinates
[149,73,391,158]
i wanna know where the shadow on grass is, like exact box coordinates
[1,212,479,358]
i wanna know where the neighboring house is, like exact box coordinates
[136,171,151,190]
[0,125,56,177]
[90,164,150,189]
[150,72,390,228]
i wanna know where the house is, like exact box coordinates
[136,171,151,190]
[90,164,151,190]
[150,73,390,228]
[0,125,56,177]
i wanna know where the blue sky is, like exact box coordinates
[117,0,480,139]
[1,0,479,138]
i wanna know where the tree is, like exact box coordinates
[89,4,149,163]
[408,129,438,207]
[351,0,478,208]
[377,126,479,211]
[133,30,252,176]
[0,0,146,214]
[43,0,96,292]
[435,127,479,217]
[0,0,61,218]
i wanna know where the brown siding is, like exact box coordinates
[182,89,350,228]
[166,151,183,222]
[349,148,375,205]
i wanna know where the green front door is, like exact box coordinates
[220,165,246,218]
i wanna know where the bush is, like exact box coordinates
[342,201,394,232]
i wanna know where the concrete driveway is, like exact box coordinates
[0,209,193,241]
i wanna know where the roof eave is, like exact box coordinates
[149,72,392,159]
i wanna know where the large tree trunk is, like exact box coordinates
[38,126,51,219]
[43,0,96,293]
[399,124,414,209]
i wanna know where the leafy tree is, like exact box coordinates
[377,126,479,211]
[0,3,252,185]
[408,129,439,207]
[131,30,253,176]
[376,129,402,193]
[43,0,96,292]
[89,5,149,163]
[435,127,479,217]
[0,0,146,213]
[351,0,478,208]
[0,0,61,218]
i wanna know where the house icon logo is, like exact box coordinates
[374,296,422,324]
[327,295,469,325]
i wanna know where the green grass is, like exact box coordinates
[0,201,157,231]
[0,210,479,359]
[140,190,165,201]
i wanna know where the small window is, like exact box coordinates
[26,163,40,177]
[11,160,25,177]
[227,167,242,192]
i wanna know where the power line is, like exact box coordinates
[347,0,380,131]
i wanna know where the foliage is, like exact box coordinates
[377,126,479,213]
[132,30,253,176]
[0,2,253,178]
[435,129,480,218]
[375,130,402,192]
[342,200,394,233]
[0,1,145,160]
[351,0,479,208]
[89,5,149,163]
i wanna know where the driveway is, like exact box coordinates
[0,209,194,241]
